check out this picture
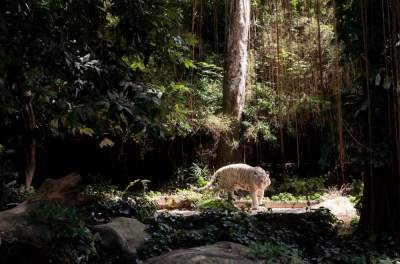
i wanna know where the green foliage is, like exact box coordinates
[275,176,327,195]
[138,210,253,259]
[270,192,321,202]
[243,83,278,142]
[0,0,208,154]
[123,179,151,195]
[250,241,305,264]
[270,192,298,202]
[138,208,339,260]
[0,145,26,210]
[87,196,156,224]
[196,176,208,188]
[172,188,213,208]
[246,0,336,152]
[84,182,120,200]
[84,183,156,223]
[349,179,364,213]
[350,179,364,198]
[316,235,400,264]
[29,204,99,263]
[172,163,211,188]
[188,163,211,187]
[0,184,36,211]
[197,198,238,212]
[350,217,360,229]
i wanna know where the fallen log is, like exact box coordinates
[235,200,320,209]
[0,173,87,247]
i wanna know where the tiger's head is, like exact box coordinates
[254,166,271,188]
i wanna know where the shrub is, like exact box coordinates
[84,183,156,223]
[197,198,238,212]
[138,208,338,260]
[250,241,305,264]
[349,179,364,214]
[188,163,210,188]
[270,192,321,202]
[275,176,327,195]
[170,163,211,189]
[0,183,35,211]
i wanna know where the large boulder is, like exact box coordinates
[144,242,263,264]
[93,217,148,260]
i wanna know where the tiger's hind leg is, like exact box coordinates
[221,188,235,203]
[232,190,236,199]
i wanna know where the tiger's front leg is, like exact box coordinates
[257,188,265,206]
[250,189,259,210]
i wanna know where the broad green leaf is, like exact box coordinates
[99,138,115,148]
[78,127,95,137]
[182,58,196,69]
[50,119,59,129]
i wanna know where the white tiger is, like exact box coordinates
[194,163,271,209]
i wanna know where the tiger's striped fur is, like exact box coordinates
[194,163,271,209]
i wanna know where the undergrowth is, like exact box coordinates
[197,197,239,212]
[270,192,322,202]
[273,176,327,195]
[84,182,156,223]
[250,241,304,264]
[138,208,400,263]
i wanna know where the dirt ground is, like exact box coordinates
[155,196,358,224]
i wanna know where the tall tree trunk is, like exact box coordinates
[275,0,285,165]
[213,0,219,50]
[333,0,345,184]
[358,0,400,237]
[22,90,37,188]
[316,0,324,90]
[192,0,204,59]
[217,0,251,166]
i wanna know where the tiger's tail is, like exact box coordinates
[192,171,218,192]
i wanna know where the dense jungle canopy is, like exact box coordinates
[0,0,400,263]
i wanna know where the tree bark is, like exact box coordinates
[357,0,400,237]
[213,0,219,50]
[22,90,37,188]
[333,0,345,184]
[316,0,324,90]
[217,0,251,166]
[192,0,204,59]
